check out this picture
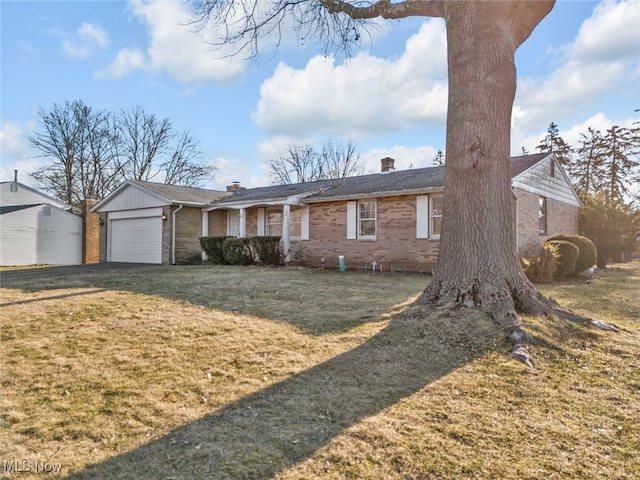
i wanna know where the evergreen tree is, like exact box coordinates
[536,122,573,168]
[433,149,445,166]
[572,127,606,203]
[600,125,640,202]
[580,192,640,267]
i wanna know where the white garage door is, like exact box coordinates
[110,216,162,264]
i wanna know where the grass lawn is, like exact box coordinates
[1,263,638,479]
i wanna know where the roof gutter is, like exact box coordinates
[172,204,184,265]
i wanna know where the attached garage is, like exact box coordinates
[109,212,162,264]
[92,180,227,265]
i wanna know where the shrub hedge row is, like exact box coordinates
[523,234,597,283]
[199,236,283,266]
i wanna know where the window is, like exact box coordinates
[417,194,443,239]
[227,211,240,237]
[266,208,282,236]
[538,196,547,234]
[10,183,18,192]
[430,195,443,237]
[358,200,377,238]
[289,207,302,239]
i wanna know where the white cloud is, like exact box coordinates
[0,119,45,185]
[99,0,248,84]
[96,48,145,79]
[252,19,448,139]
[63,22,110,59]
[514,0,640,132]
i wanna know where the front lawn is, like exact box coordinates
[1,264,638,479]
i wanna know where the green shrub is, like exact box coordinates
[546,240,579,279]
[250,236,283,266]
[548,234,597,274]
[223,237,254,265]
[522,243,558,283]
[199,236,230,264]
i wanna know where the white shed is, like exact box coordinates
[0,182,83,266]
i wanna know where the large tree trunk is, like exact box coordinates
[419,2,556,337]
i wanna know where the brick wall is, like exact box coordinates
[172,206,203,264]
[82,198,100,264]
[293,195,440,272]
[516,188,579,255]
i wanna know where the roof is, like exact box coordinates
[129,180,228,204]
[214,153,551,206]
[91,180,229,212]
[0,204,42,215]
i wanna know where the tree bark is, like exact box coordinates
[419,1,556,335]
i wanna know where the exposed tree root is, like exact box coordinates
[411,275,619,369]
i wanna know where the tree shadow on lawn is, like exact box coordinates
[64,306,502,480]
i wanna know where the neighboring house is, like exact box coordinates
[92,153,580,270]
[91,180,228,265]
[0,180,83,266]
[203,153,579,271]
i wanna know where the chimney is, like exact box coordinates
[14,170,18,182]
[381,157,395,173]
[226,181,246,193]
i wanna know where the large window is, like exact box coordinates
[358,200,377,238]
[538,196,547,234]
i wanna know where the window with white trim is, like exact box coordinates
[289,206,302,239]
[266,208,282,236]
[358,200,376,239]
[416,194,443,239]
[430,195,443,237]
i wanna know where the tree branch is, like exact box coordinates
[319,0,445,19]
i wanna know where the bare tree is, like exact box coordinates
[193,1,615,356]
[162,131,216,187]
[118,106,173,182]
[29,100,121,212]
[320,139,365,179]
[29,102,215,210]
[267,139,364,184]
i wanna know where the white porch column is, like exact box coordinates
[239,208,246,238]
[282,204,291,262]
[201,210,209,260]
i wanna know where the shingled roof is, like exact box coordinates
[129,180,228,205]
[214,153,549,206]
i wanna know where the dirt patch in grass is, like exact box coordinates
[1,263,638,479]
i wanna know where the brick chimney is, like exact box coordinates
[381,157,395,173]
[226,181,246,192]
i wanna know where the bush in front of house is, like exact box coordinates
[545,240,579,279]
[250,236,283,266]
[199,236,231,264]
[522,243,558,283]
[223,237,255,265]
[548,234,597,274]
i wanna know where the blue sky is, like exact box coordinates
[1,0,639,192]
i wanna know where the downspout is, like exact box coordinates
[172,204,184,265]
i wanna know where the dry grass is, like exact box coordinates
[1,263,638,479]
